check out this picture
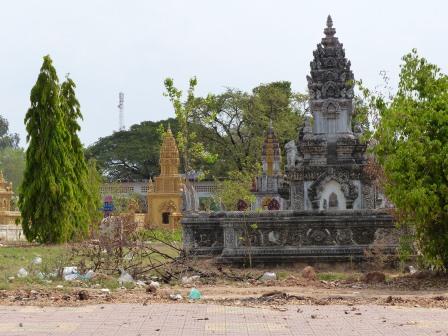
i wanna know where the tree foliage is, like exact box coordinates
[88,81,306,182]
[192,81,306,176]
[371,50,448,269]
[60,76,92,237]
[213,165,260,211]
[164,77,217,177]
[0,115,19,150]
[0,147,25,193]
[85,159,103,232]
[19,56,91,243]
[86,118,179,181]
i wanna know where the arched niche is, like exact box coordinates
[319,180,346,210]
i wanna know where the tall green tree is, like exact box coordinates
[19,56,79,243]
[85,159,103,233]
[59,76,92,237]
[372,50,448,269]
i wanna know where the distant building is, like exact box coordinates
[100,180,219,211]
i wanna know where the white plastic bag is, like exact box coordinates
[32,257,42,265]
[17,268,28,278]
[260,272,277,281]
[118,270,134,285]
[63,266,79,281]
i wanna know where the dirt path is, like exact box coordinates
[2,284,448,309]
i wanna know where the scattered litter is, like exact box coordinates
[100,288,111,294]
[8,276,15,281]
[118,270,134,285]
[79,270,95,281]
[147,281,160,293]
[409,266,417,274]
[136,280,146,287]
[56,285,64,289]
[32,257,42,265]
[63,267,79,281]
[17,268,28,278]
[150,281,160,288]
[48,272,58,279]
[260,272,277,281]
[188,288,202,300]
[169,294,183,301]
[182,275,201,285]
[124,252,133,261]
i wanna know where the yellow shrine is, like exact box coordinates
[0,171,22,241]
[146,126,183,230]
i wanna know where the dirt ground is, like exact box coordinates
[1,269,447,310]
[2,245,448,310]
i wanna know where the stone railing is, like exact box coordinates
[182,210,397,263]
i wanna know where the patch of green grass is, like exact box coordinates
[0,245,69,289]
[276,271,289,280]
[97,278,120,290]
[317,272,350,281]
[138,228,182,243]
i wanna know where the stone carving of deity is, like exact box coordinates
[285,140,297,168]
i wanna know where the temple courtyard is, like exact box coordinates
[0,302,447,336]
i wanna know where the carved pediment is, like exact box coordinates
[307,169,359,210]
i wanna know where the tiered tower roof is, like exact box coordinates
[261,121,281,176]
[151,125,182,193]
[307,15,354,102]
[306,15,355,138]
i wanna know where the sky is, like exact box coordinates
[0,0,446,147]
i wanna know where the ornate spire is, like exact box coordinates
[324,15,335,38]
[306,15,355,136]
[262,122,281,176]
[159,127,180,177]
[148,178,154,193]
[307,16,354,101]
[326,15,333,27]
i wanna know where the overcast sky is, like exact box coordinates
[0,0,446,147]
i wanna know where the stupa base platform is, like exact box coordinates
[182,210,397,263]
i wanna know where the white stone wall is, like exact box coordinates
[0,224,25,241]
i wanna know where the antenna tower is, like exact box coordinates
[118,92,124,131]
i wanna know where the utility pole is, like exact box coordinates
[118,92,124,131]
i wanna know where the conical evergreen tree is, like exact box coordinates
[60,76,91,238]
[19,56,78,243]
